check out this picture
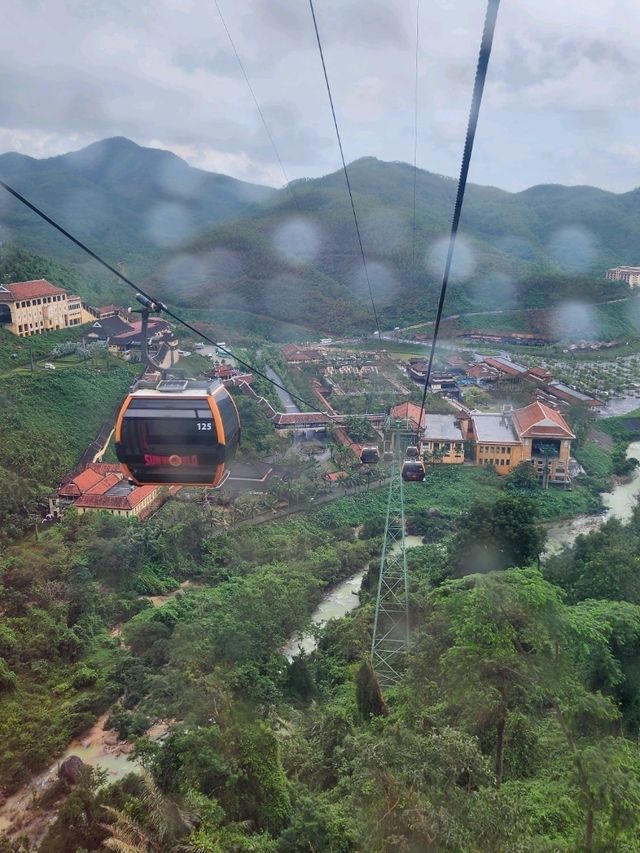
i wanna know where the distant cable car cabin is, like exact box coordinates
[405,445,420,460]
[401,460,425,482]
[360,445,380,464]
[115,378,239,487]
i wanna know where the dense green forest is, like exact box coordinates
[0,321,140,545]
[2,475,640,850]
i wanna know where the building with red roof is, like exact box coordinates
[0,279,73,337]
[470,401,574,486]
[108,318,171,352]
[389,401,426,431]
[281,344,323,364]
[0,278,98,335]
[50,462,167,520]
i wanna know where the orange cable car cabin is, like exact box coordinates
[115,379,240,487]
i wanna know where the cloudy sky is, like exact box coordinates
[2,0,639,192]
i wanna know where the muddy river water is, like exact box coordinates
[544,440,640,555]
[283,535,424,660]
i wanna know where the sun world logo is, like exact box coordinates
[144,453,198,466]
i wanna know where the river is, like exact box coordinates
[283,534,424,660]
[264,364,301,413]
[285,443,640,655]
[544,440,640,555]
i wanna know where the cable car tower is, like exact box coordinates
[370,423,410,687]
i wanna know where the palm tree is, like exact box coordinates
[102,771,193,852]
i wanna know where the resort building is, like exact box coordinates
[0,279,95,336]
[606,267,640,288]
[413,402,575,486]
[470,401,575,486]
[50,462,168,520]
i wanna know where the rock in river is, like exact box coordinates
[58,755,87,785]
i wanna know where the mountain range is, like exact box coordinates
[1,137,638,335]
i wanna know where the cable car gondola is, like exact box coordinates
[360,445,380,464]
[115,378,240,487]
[405,445,420,460]
[401,460,425,482]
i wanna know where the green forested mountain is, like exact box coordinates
[1,140,639,335]
[148,157,637,334]
[0,137,275,299]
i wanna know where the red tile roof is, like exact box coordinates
[484,357,527,377]
[325,471,349,483]
[59,468,105,496]
[332,426,362,458]
[85,473,122,495]
[74,485,159,511]
[0,279,67,301]
[512,401,575,439]
[527,366,552,379]
[88,463,124,475]
[281,344,322,361]
[468,364,498,379]
[58,463,125,497]
[389,402,426,429]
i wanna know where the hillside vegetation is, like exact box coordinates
[1,482,640,850]
[0,138,274,288]
[1,141,639,337]
[148,157,633,334]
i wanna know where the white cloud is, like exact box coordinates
[1,0,640,191]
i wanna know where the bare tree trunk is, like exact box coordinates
[495,714,506,788]
[584,807,594,853]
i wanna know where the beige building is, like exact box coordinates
[416,402,575,486]
[51,463,166,520]
[470,402,575,486]
[0,278,94,337]
[606,267,640,288]
[422,414,465,464]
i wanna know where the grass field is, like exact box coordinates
[313,464,599,528]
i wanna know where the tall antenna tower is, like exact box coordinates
[370,428,410,687]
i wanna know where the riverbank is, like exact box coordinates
[544,439,640,555]
[0,713,136,844]
[284,534,423,659]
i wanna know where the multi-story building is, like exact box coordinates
[417,401,575,487]
[606,267,640,287]
[0,278,94,336]
[470,401,575,486]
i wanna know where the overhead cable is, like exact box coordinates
[415,0,501,439]
[307,0,383,343]
[213,0,300,209]
[0,178,320,412]
[411,0,421,276]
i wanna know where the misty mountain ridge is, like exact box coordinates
[1,138,639,334]
[0,137,275,271]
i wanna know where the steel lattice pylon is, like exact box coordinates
[370,432,410,687]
